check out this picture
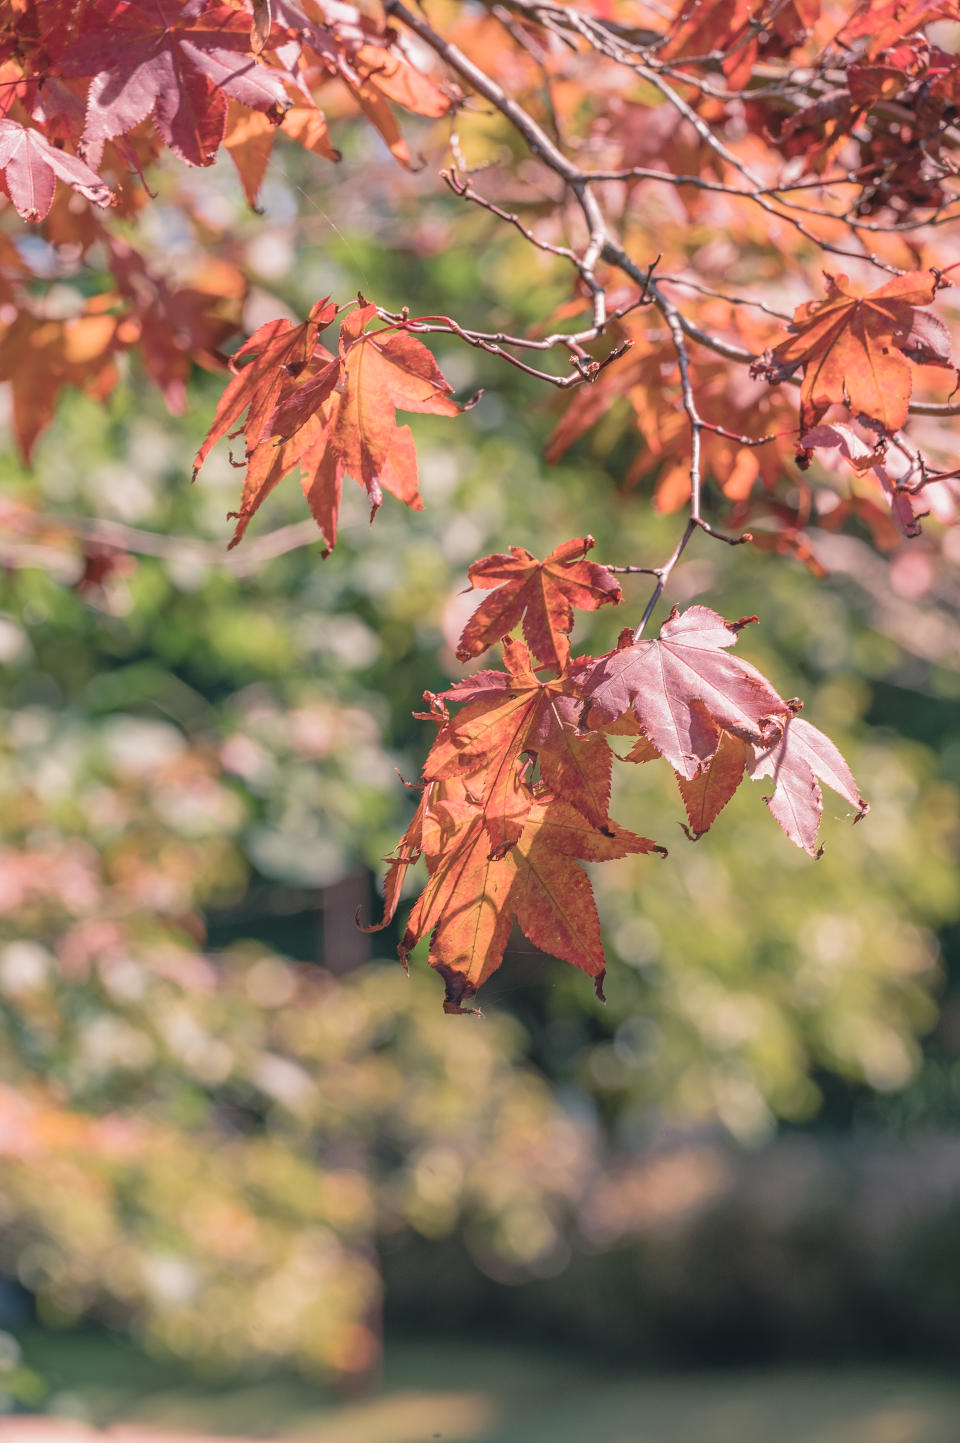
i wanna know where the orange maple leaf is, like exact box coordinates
[399,796,664,1013]
[426,637,614,853]
[297,16,453,170]
[357,773,463,941]
[250,304,461,550]
[299,303,461,537]
[195,301,461,551]
[223,101,340,209]
[0,302,123,460]
[676,728,751,839]
[456,535,621,671]
[753,270,952,435]
[193,297,338,479]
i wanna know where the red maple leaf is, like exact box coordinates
[107,237,246,413]
[0,117,113,219]
[192,297,338,477]
[58,0,291,167]
[664,0,817,90]
[580,605,790,779]
[800,422,924,538]
[456,536,621,671]
[749,712,869,856]
[284,0,453,168]
[839,0,956,58]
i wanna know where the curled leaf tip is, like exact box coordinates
[435,961,480,1015]
[356,907,385,936]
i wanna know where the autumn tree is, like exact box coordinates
[2,0,960,1016]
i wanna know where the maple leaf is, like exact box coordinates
[664,0,817,90]
[801,422,923,537]
[579,606,790,779]
[345,42,451,168]
[301,304,461,524]
[749,713,869,856]
[357,780,434,938]
[59,0,291,167]
[280,102,340,159]
[193,298,338,480]
[227,409,336,549]
[0,303,123,460]
[293,5,453,169]
[107,238,246,413]
[0,117,113,219]
[222,103,282,209]
[623,734,660,763]
[676,728,751,839]
[276,304,462,550]
[197,302,462,550]
[751,271,953,435]
[840,0,956,58]
[456,536,621,671]
[223,100,339,209]
[546,326,797,517]
[352,42,452,120]
[426,637,614,854]
[398,814,515,1014]
[399,796,664,1013]
[244,0,452,167]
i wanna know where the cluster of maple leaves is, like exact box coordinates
[3,0,960,1008]
[0,0,452,474]
[743,4,960,216]
[361,538,867,1012]
[551,267,958,547]
[0,0,450,211]
[2,0,958,547]
[665,1,960,216]
[186,261,960,571]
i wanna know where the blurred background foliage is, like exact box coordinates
[0,93,959,1428]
